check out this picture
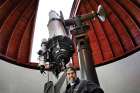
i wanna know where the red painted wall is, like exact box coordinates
[71,0,140,68]
[0,0,140,69]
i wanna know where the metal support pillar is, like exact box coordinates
[75,34,99,85]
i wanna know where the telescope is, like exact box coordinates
[38,10,74,76]
[37,5,106,77]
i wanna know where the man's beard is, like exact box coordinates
[68,78,77,85]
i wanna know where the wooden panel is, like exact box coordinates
[131,0,140,7]
[17,13,35,63]
[86,0,113,62]
[0,0,39,69]
[98,0,135,51]
[105,0,140,45]
[0,0,5,6]
[0,0,30,54]
[0,0,20,27]
[116,0,140,25]
[87,24,104,64]
[71,0,140,67]
[6,0,36,59]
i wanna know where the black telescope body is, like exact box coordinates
[38,5,106,77]
[38,10,74,76]
[47,10,74,65]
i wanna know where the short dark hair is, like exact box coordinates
[66,67,76,73]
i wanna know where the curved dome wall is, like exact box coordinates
[0,0,39,69]
[0,0,140,69]
[71,0,140,67]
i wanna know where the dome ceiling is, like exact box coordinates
[0,0,39,69]
[71,0,140,67]
[0,0,140,69]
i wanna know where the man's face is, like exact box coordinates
[66,70,77,82]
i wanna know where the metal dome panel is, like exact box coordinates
[71,0,140,67]
[0,0,39,69]
[0,0,140,69]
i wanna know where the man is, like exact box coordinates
[65,67,104,93]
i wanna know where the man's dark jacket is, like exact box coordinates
[65,78,104,93]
